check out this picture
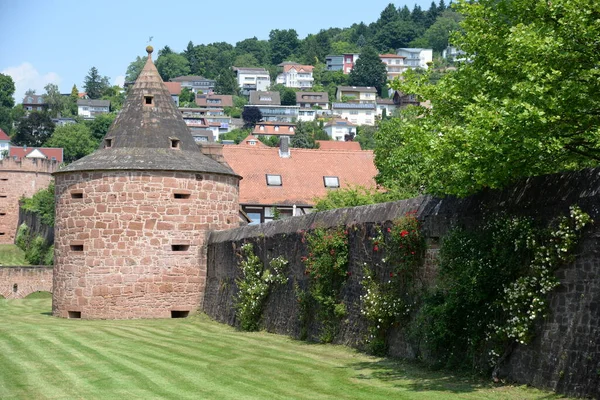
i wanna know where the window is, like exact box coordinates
[70,244,84,251]
[173,193,191,199]
[248,140,256,145]
[70,191,83,199]
[171,244,190,251]
[323,176,340,188]
[349,110,359,115]
[266,174,282,186]
[104,138,112,148]
[170,138,181,149]
[144,95,154,105]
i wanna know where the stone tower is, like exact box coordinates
[52,47,240,319]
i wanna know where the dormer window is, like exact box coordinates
[170,138,181,149]
[324,176,340,188]
[144,95,154,106]
[266,174,282,186]
[104,138,112,148]
[248,140,256,145]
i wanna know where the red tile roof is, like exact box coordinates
[9,146,63,163]
[222,146,377,206]
[240,135,269,147]
[0,128,9,141]
[164,82,182,95]
[316,141,362,151]
[252,121,296,136]
[283,64,314,73]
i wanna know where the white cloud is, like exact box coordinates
[1,62,62,102]
[113,75,125,88]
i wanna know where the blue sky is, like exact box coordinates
[0,0,435,101]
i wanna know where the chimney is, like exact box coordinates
[199,143,227,165]
[279,136,290,158]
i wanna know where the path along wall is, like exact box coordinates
[205,167,600,398]
[0,267,53,299]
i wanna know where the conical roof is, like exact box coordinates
[56,46,237,177]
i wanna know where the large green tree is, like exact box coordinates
[85,112,116,141]
[214,69,239,96]
[43,83,66,118]
[348,46,388,95]
[155,53,191,82]
[0,73,15,133]
[45,123,98,163]
[84,67,111,99]
[125,55,147,83]
[378,0,600,197]
[242,107,262,129]
[269,29,300,65]
[13,112,55,147]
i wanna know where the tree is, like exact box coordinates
[348,46,388,96]
[155,53,191,82]
[84,67,110,99]
[85,113,116,141]
[269,29,300,65]
[379,0,600,197]
[101,86,125,111]
[0,73,15,133]
[355,125,377,150]
[45,123,98,163]
[66,84,79,116]
[214,69,239,96]
[242,107,262,129]
[13,112,55,147]
[290,121,316,149]
[410,10,463,53]
[219,128,251,144]
[43,83,66,117]
[125,56,147,83]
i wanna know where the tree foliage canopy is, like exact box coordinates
[13,112,55,147]
[45,123,98,163]
[348,46,388,96]
[377,0,600,198]
[83,67,111,100]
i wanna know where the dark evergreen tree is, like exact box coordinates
[348,46,388,96]
[13,111,55,147]
[84,67,110,99]
[242,106,263,129]
[269,29,300,65]
[290,121,315,148]
[214,69,239,95]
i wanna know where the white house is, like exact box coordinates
[77,99,110,119]
[379,54,407,81]
[331,103,376,126]
[0,128,10,159]
[233,67,271,95]
[276,63,314,89]
[335,86,377,103]
[396,48,433,69]
[323,118,357,141]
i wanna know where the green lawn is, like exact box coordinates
[0,298,571,400]
[0,244,29,266]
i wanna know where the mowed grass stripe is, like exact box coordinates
[0,299,572,400]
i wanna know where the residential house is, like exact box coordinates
[442,46,469,63]
[335,86,377,103]
[180,108,227,140]
[22,95,48,113]
[221,139,377,224]
[169,75,215,94]
[247,91,299,122]
[239,134,269,148]
[252,121,296,138]
[375,98,397,118]
[316,140,362,151]
[325,55,344,72]
[195,94,233,109]
[0,128,10,159]
[396,48,433,69]
[392,90,420,108]
[190,129,215,144]
[331,103,377,126]
[296,92,329,110]
[163,82,181,106]
[9,146,63,163]
[233,67,271,95]
[323,118,357,141]
[77,99,110,119]
[276,63,314,89]
[379,54,407,81]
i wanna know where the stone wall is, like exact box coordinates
[52,170,239,319]
[18,207,54,245]
[0,158,58,244]
[205,168,600,398]
[0,267,53,299]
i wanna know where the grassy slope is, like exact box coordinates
[0,299,570,400]
[0,244,29,266]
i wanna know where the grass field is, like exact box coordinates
[0,244,29,266]
[0,298,570,400]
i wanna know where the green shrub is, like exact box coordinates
[15,223,30,251]
[25,236,48,265]
[234,243,288,331]
[21,183,55,226]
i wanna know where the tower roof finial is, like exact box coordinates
[146,45,154,59]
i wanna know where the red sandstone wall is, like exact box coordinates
[0,158,58,244]
[52,170,239,319]
[0,267,53,299]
